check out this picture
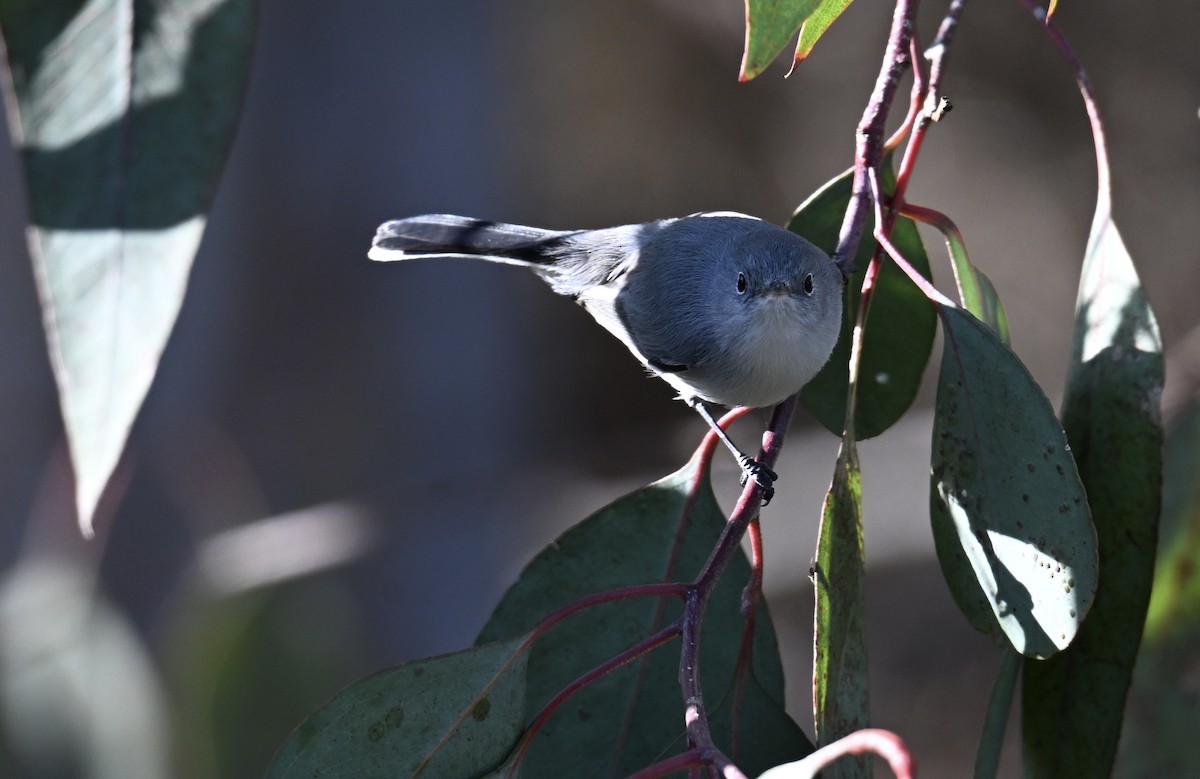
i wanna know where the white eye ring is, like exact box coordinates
[803,273,814,295]
[736,272,748,294]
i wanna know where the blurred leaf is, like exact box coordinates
[267,636,529,779]
[1023,203,1163,777]
[812,439,869,779]
[477,453,812,777]
[168,582,372,779]
[793,0,854,64]
[739,0,823,81]
[1117,404,1200,778]
[0,557,170,779]
[0,0,256,535]
[791,162,935,439]
[929,306,1097,659]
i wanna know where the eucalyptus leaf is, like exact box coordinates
[1117,404,1200,778]
[740,0,824,81]
[793,0,854,64]
[1022,202,1163,777]
[790,162,935,439]
[266,636,529,779]
[477,454,812,777]
[929,305,1097,659]
[812,439,869,779]
[0,0,255,535]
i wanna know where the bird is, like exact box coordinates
[369,211,844,502]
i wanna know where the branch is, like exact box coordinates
[833,0,920,268]
[895,0,970,209]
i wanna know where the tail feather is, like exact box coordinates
[369,215,572,265]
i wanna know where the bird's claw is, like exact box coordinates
[737,457,777,505]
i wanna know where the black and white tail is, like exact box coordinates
[368,214,573,267]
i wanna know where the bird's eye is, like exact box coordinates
[803,273,814,295]
[736,272,748,294]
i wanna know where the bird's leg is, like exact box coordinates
[686,398,777,504]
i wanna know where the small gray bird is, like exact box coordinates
[369,211,844,501]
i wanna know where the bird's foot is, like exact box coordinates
[737,456,777,505]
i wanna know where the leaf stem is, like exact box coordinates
[1011,0,1111,203]
[761,728,917,778]
[868,168,957,307]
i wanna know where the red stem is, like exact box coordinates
[1011,0,1110,197]
[799,728,918,778]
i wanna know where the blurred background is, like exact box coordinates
[0,1,1197,777]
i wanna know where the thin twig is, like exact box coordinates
[895,0,970,207]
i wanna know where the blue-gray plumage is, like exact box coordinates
[369,212,844,500]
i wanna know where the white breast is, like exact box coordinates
[679,296,838,409]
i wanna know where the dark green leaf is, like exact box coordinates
[740,0,824,81]
[1117,403,1200,778]
[477,454,812,777]
[0,0,255,534]
[793,0,854,64]
[266,636,529,779]
[930,306,1097,659]
[790,162,936,439]
[812,439,869,779]
[974,649,1019,779]
[1022,206,1164,777]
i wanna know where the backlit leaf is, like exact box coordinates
[740,0,824,81]
[0,0,255,535]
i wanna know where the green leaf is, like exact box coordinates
[812,439,869,779]
[971,269,1010,345]
[974,649,1019,779]
[477,454,812,777]
[1117,404,1200,778]
[929,212,1010,344]
[790,162,936,439]
[1022,204,1164,776]
[929,305,1097,659]
[793,0,854,64]
[266,636,530,779]
[740,0,824,81]
[0,0,255,535]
